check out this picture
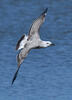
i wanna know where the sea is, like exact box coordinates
[0,0,72,100]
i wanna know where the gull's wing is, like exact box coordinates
[28,8,48,40]
[12,46,30,85]
[16,34,28,50]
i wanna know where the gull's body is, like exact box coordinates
[12,8,54,85]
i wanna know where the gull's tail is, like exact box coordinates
[11,67,20,85]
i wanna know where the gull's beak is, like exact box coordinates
[47,41,55,47]
[50,43,55,46]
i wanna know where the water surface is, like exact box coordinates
[0,0,72,100]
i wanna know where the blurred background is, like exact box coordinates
[0,0,72,100]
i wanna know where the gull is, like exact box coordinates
[12,8,55,85]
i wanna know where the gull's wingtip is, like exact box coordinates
[44,8,48,13]
[11,67,20,85]
[41,8,48,16]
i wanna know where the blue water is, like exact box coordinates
[0,0,72,100]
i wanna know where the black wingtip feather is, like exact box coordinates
[41,8,48,16]
[11,67,20,85]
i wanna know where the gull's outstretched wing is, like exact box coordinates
[28,8,48,40]
[16,34,28,50]
[12,46,30,85]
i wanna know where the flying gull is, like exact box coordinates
[12,8,55,85]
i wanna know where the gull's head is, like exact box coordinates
[43,41,55,47]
